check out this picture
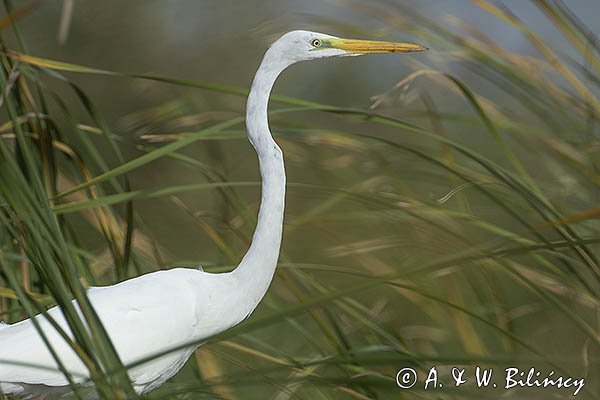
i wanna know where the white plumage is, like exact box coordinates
[0,269,249,394]
[0,30,425,398]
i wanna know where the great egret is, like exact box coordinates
[0,30,426,397]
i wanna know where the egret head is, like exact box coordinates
[268,30,427,66]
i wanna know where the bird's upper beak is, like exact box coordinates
[328,38,427,54]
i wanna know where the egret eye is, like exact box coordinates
[311,39,322,48]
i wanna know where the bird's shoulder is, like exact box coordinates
[87,268,213,325]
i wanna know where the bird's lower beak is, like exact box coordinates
[330,38,427,54]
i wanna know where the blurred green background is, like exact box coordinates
[0,0,599,399]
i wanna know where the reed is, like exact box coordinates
[0,0,598,398]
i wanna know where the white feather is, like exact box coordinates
[0,268,248,394]
[0,30,424,397]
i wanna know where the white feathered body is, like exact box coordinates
[0,29,424,399]
[0,30,289,399]
[0,268,251,396]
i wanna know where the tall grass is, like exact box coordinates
[0,0,599,399]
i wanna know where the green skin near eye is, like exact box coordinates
[310,39,331,50]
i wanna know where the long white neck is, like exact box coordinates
[230,49,289,313]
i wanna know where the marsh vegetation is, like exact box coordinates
[0,1,599,398]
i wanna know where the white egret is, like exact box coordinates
[0,30,426,398]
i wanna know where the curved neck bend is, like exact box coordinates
[231,49,290,312]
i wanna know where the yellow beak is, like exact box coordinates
[329,38,427,54]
